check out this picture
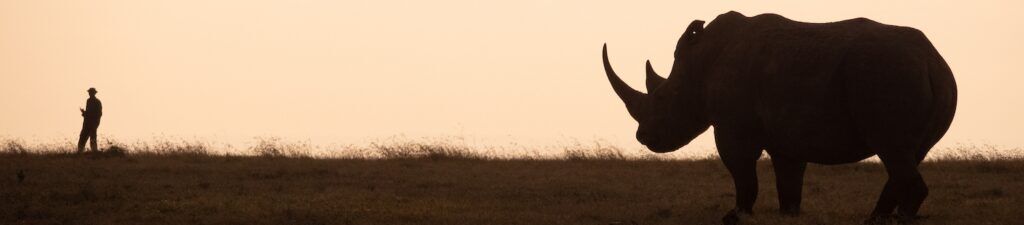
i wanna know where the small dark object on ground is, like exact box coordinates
[16,170,24,183]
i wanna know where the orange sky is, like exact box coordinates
[1,1,1022,151]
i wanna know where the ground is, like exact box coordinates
[1,154,1020,225]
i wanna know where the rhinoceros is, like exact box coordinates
[601,11,956,224]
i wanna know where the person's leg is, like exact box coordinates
[87,119,100,152]
[77,121,89,153]
[89,128,98,152]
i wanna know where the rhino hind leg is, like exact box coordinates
[870,152,928,224]
[869,177,899,217]
[769,154,807,216]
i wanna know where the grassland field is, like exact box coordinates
[0,140,1021,225]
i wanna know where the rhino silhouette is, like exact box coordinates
[602,11,956,224]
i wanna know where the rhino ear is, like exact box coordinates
[684,20,705,44]
[675,20,706,58]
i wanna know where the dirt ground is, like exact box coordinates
[1,155,1020,225]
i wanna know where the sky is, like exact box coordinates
[1,1,1022,152]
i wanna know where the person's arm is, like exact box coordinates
[94,101,102,117]
[92,100,102,117]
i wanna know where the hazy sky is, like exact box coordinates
[1,1,1022,151]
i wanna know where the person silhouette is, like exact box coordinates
[77,87,102,153]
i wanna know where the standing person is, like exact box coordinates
[78,87,102,153]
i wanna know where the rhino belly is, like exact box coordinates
[761,105,875,164]
[766,135,874,165]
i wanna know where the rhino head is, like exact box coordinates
[603,20,710,153]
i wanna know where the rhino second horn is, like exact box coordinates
[602,44,647,120]
[645,60,666,92]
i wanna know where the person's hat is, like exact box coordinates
[87,87,97,93]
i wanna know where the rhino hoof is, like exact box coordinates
[721,209,751,225]
[896,215,928,224]
[779,206,800,217]
[867,214,927,225]
[863,214,895,225]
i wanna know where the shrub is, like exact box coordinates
[370,141,482,160]
[249,137,313,158]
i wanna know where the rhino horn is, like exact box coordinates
[603,44,646,120]
[645,60,666,92]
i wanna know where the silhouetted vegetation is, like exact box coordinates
[2,137,1020,161]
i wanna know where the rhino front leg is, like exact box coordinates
[720,153,759,225]
[770,154,806,216]
[716,130,763,225]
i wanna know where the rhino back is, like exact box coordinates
[703,14,949,163]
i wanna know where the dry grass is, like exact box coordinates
[0,139,1021,224]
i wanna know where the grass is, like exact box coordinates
[0,139,1021,224]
